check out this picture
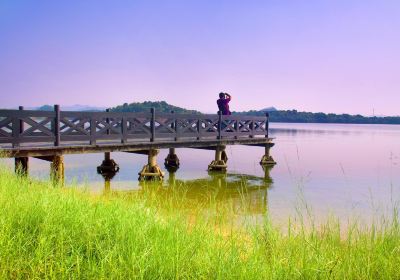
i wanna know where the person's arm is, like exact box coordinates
[225,93,231,101]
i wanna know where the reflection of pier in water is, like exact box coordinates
[100,165,275,217]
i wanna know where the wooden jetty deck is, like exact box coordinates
[0,106,276,183]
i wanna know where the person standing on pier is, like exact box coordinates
[216,92,231,163]
[217,92,232,115]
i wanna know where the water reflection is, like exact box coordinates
[269,123,400,137]
[97,152,120,194]
[102,165,275,220]
[4,122,398,227]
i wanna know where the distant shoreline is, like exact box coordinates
[268,121,400,126]
[233,110,400,125]
[26,102,400,125]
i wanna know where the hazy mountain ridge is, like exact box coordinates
[28,101,400,124]
[260,107,278,112]
[34,104,107,111]
[110,101,201,114]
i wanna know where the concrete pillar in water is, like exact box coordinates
[208,145,227,172]
[51,155,65,186]
[15,157,29,176]
[138,149,164,181]
[260,143,276,166]
[164,148,180,172]
[97,152,120,193]
[165,149,179,186]
[97,152,120,176]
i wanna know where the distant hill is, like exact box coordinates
[260,107,278,112]
[29,101,400,125]
[233,109,400,125]
[35,105,106,111]
[110,101,201,114]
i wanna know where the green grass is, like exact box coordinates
[0,167,399,279]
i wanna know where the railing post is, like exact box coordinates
[19,106,24,134]
[12,106,24,148]
[175,113,179,141]
[170,110,175,130]
[12,116,20,148]
[150,108,155,142]
[14,106,29,174]
[217,111,222,140]
[12,106,25,148]
[265,112,269,138]
[249,119,254,138]
[121,116,127,144]
[90,115,96,145]
[170,110,177,141]
[106,108,110,135]
[54,104,60,146]
[234,117,238,139]
[197,118,201,140]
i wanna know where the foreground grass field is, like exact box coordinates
[0,168,399,279]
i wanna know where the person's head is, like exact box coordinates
[219,92,225,99]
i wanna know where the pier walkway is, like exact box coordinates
[0,106,276,183]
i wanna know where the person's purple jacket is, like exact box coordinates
[217,94,231,115]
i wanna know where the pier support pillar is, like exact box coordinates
[97,152,119,193]
[138,149,164,181]
[260,144,276,166]
[208,145,227,172]
[50,155,64,186]
[97,152,120,177]
[164,148,180,172]
[15,157,29,176]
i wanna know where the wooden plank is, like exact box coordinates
[1,137,274,158]
[61,135,91,142]
[155,132,177,138]
[0,138,13,143]
[16,136,55,143]
[126,133,151,139]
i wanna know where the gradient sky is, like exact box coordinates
[1,0,399,115]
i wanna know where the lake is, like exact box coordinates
[3,122,400,228]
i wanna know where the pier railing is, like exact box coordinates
[0,106,269,147]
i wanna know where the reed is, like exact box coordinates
[0,166,399,279]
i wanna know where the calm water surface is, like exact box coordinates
[5,123,400,228]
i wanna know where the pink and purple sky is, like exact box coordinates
[0,1,399,115]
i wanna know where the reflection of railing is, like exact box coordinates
[0,106,269,147]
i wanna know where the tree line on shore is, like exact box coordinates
[234,109,400,124]
[111,102,400,125]
[35,101,400,124]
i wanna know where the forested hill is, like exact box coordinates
[110,101,201,114]
[32,101,400,124]
[233,109,400,125]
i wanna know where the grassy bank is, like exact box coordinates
[0,168,399,279]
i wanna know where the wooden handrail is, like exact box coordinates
[0,107,270,147]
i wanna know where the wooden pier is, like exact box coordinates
[0,106,276,184]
